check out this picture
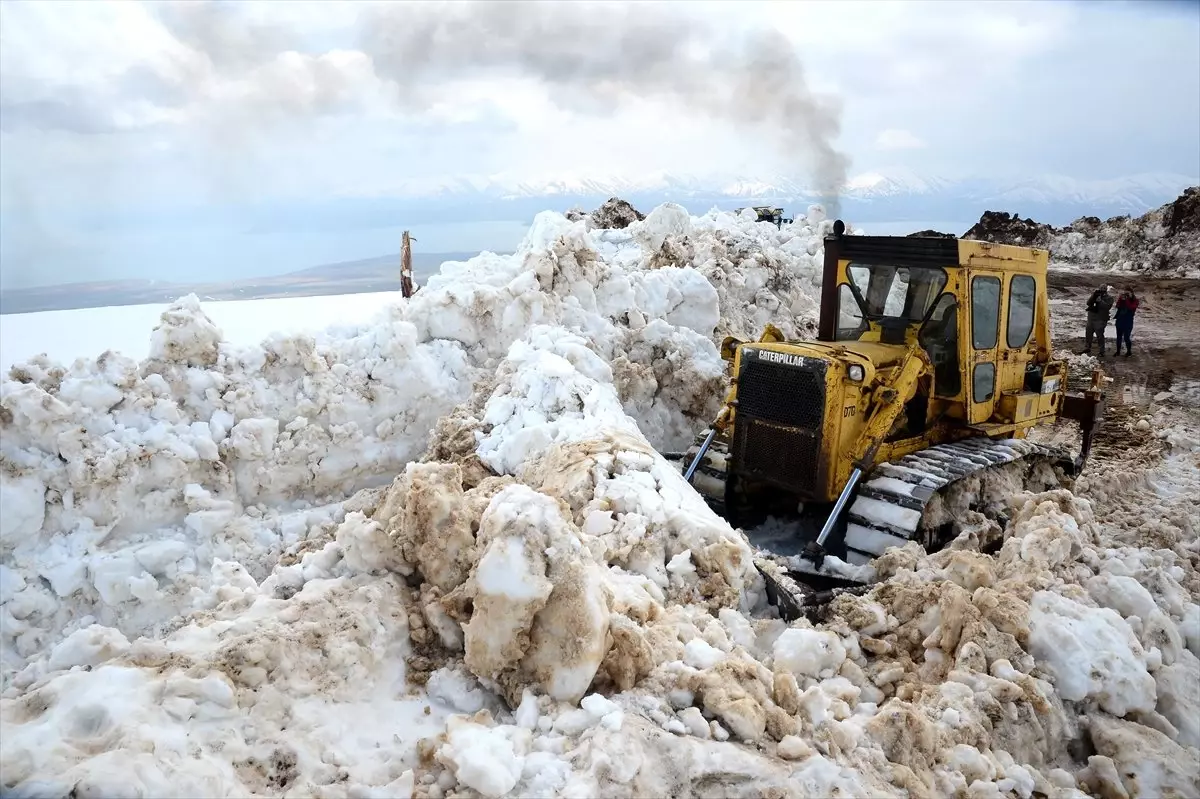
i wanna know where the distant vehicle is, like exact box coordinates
[734,206,792,228]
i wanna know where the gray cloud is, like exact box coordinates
[0,70,151,135]
[139,0,849,210]
[357,1,848,208]
[1,93,118,135]
[154,0,288,74]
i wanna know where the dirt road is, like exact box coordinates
[1033,271,1199,498]
[1048,271,1200,401]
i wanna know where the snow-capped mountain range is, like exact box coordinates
[358,169,1198,226]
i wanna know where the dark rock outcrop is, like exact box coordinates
[589,198,646,230]
[959,188,1199,277]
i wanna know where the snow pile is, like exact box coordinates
[0,201,831,685]
[7,320,1197,797]
[0,320,897,798]
[588,201,836,342]
[963,187,1200,277]
[827,485,1200,798]
[572,197,645,229]
[3,199,1198,797]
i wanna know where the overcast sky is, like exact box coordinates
[1,0,1198,288]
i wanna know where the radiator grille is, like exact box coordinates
[733,353,827,497]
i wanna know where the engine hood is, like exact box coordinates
[796,340,907,369]
[752,340,909,369]
[737,340,914,392]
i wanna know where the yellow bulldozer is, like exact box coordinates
[675,220,1107,619]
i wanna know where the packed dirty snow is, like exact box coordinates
[0,203,833,671]
[3,200,1198,798]
[964,186,1200,278]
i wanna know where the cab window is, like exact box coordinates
[1006,275,1036,348]
[973,362,996,402]
[847,263,947,322]
[836,283,868,340]
[971,276,1001,349]
[918,293,961,397]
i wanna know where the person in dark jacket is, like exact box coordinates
[1084,284,1115,356]
[1114,288,1140,356]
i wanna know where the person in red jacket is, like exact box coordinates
[1114,289,1140,356]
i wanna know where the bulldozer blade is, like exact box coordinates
[753,557,871,622]
[753,558,807,621]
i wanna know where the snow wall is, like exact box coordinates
[2,203,1198,798]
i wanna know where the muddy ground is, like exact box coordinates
[1040,271,1200,478]
[1048,271,1200,387]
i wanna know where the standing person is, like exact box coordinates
[1114,288,1140,356]
[1084,284,1115,356]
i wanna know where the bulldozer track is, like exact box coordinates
[678,433,1073,567]
[841,438,1071,564]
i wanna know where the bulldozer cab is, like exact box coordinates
[819,225,1055,429]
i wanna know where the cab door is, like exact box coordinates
[998,272,1039,394]
[966,269,1004,424]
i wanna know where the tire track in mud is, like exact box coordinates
[1047,271,1200,460]
[1037,271,1200,569]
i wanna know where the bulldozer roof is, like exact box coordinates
[826,227,1048,271]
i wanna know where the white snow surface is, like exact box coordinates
[0,205,822,679]
[2,203,1198,798]
[0,292,409,370]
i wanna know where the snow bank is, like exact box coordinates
[825,484,1200,798]
[0,201,830,688]
[4,200,1198,798]
[964,187,1200,278]
[11,330,1197,798]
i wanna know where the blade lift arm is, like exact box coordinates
[848,347,927,469]
[683,405,731,482]
[806,346,927,564]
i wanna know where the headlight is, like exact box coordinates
[847,364,865,382]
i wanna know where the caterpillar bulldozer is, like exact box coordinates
[673,221,1107,619]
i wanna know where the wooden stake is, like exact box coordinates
[401,231,417,298]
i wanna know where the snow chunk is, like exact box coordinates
[774,627,848,678]
[1029,590,1157,716]
[146,294,223,367]
[46,625,131,673]
[0,475,45,551]
[635,202,692,252]
[439,718,525,797]
[684,638,725,670]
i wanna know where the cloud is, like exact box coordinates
[362,1,849,203]
[1,0,851,202]
[3,0,1195,186]
[0,0,1197,288]
[875,129,925,151]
